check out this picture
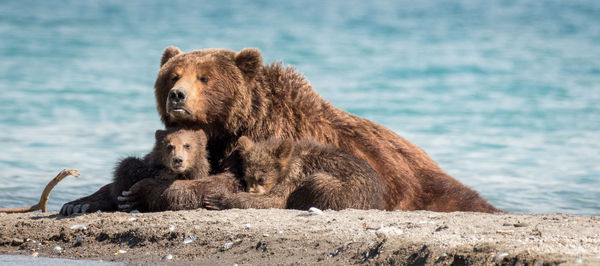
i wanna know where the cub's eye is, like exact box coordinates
[166,145,174,151]
[184,144,191,150]
[198,76,209,83]
[257,178,265,185]
[170,75,179,82]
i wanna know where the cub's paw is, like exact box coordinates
[117,190,142,213]
[116,178,159,212]
[60,201,103,216]
[202,193,228,210]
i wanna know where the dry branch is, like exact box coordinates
[0,169,79,213]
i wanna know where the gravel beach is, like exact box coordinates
[0,209,599,265]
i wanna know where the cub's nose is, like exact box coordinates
[168,88,187,103]
[172,157,183,164]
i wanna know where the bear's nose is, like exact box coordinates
[168,88,187,103]
[172,157,183,164]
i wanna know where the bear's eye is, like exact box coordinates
[257,178,265,185]
[166,145,174,151]
[198,76,209,83]
[184,144,191,150]
[170,75,179,83]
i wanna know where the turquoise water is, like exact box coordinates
[0,0,598,215]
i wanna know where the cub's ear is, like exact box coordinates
[155,130,168,141]
[237,136,255,151]
[195,129,208,145]
[161,46,182,67]
[235,48,262,80]
[274,139,294,161]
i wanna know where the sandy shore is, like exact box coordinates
[0,209,599,265]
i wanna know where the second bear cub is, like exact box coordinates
[204,136,387,211]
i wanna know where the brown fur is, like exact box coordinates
[151,47,500,213]
[204,137,387,211]
[61,47,500,215]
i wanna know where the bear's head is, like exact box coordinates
[236,136,294,195]
[153,128,209,177]
[155,46,263,131]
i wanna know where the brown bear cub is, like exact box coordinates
[203,137,387,211]
[112,128,210,212]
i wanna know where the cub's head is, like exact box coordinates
[155,46,263,130]
[153,129,209,177]
[236,136,294,195]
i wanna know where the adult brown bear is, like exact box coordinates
[60,47,499,215]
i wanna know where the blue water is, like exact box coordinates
[0,0,598,215]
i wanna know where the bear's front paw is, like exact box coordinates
[117,190,142,212]
[60,202,92,216]
[117,178,159,212]
[203,193,229,210]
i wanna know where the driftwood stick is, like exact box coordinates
[0,169,79,213]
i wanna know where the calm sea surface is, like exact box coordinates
[0,0,598,215]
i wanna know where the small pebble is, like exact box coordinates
[115,249,127,255]
[96,210,102,213]
[223,242,233,249]
[278,230,283,234]
[70,224,87,230]
[31,252,38,257]
[329,249,340,257]
[375,226,403,237]
[130,210,140,214]
[169,225,176,231]
[308,207,323,215]
[574,258,582,264]
[183,237,196,244]
[76,236,84,244]
[128,217,137,221]
[244,223,252,229]
[162,254,173,260]
[53,246,62,253]
[513,222,528,227]
[494,252,508,261]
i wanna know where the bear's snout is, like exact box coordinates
[172,157,183,165]
[168,87,187,104]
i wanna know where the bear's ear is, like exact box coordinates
[237,136,255,152]
[194,129,208,145]
[274,139,294,161]
[155,129,167,141]
[235,48,262,80]
[161,46,182,67]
